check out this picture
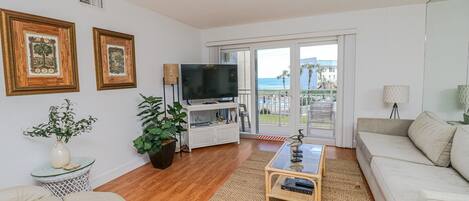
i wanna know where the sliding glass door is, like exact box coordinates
[220,49,253,133]
[298,43,338,139]
[255,47,292,135]
[220,38,340,140]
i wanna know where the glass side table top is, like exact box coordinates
[270,143,324,174]
[31,157,95,178]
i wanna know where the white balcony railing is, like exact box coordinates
[237,89,336,130]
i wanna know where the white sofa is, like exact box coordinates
[357,112,469,201]
[0,185,125,201]
[0,186,60,201]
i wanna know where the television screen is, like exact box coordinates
[181,64,238,100]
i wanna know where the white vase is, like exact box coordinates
[50,141,71,169]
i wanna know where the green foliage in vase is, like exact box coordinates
[24,99,97,143]
[133,94,187,155]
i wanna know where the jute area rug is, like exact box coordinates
[210,150,372,201]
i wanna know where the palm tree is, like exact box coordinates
[276,70,290,90]
[315,64,328,88]
[301,64,315,91]
[301,63,329,90]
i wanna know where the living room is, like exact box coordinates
[0,0,468,201]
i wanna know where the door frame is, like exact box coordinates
[252,42,296,135]
[218,36,346,143]
[295,40,339,139]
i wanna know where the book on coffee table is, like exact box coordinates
[281,178,314,195]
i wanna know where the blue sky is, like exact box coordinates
[257,44,338,78]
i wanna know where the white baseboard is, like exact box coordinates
[90,157,148,189]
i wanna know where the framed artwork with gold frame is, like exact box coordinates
[93,27,136,90]
[0,9,79,96]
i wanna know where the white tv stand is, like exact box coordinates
[183,102,240,151]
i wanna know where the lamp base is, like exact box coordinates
[389,103,400,119]
[463,113,469,124]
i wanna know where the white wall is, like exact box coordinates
[423,0,469,121]
[0,0,201,188]
[0,1,428,189]
[201,4,426,119]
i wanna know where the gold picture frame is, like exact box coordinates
[93,27,136,90]
[0,9,79,96]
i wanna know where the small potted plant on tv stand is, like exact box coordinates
[133,94,187,169]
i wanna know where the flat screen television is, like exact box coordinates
[181,64,238,100]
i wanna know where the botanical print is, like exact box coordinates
[107,45,126,76]
[93,27,135,90]
[25,33,60,76]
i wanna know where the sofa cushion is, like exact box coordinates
[371,157,469,201]
[63,192,125,201]
[358,132,433,165]
[408,111,456,167]
[451,127,469,181]
[0,186,61,201]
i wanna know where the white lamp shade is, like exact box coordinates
[383,85,409,104]
[458,85,469,105]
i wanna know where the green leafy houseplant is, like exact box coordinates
[24,99,97,168]
[167,102,187,140]
[24,99,97,143]
[133,94,187,169]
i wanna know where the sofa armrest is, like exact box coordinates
[357,118,413,137]
[0,185,60,201]
[419,190,469,201]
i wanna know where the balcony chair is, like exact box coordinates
[306,101,335,137]
[239,103,251,132]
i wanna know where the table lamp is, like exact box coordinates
[458,85,469,123]
[163,64,187,155]
[383,85,409,119]
[163,64,180,107]
[164,64,179,85]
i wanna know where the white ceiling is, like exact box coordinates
[126,0,426,29]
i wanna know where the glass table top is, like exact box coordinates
[270,143,324,174]
[31,157,95,178]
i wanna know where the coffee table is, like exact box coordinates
[265,143,326,201]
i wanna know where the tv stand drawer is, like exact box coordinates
[216,125,239,144]
[190,127,216,149]
[188,123,239,150]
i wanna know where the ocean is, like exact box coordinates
[257,75,318,90]
[257,78,290,90]
[255,58,336,90]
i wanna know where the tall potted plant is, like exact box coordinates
[133,94,187,169]
[24,99,97,169]
[167,101,187,149]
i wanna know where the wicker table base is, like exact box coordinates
[31,157,95,198]
[37,168,92,198]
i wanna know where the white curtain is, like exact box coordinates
[208,46,220,64]
[335,34,357,148]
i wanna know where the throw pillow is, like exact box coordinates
[408,111,456,167]
[451,127,469,181]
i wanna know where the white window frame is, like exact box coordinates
[209,31,356,147]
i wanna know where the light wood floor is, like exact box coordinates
[96,139,366,201]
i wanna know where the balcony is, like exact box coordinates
[238,89,336,135]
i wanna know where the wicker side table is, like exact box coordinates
[31,157,95,198]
